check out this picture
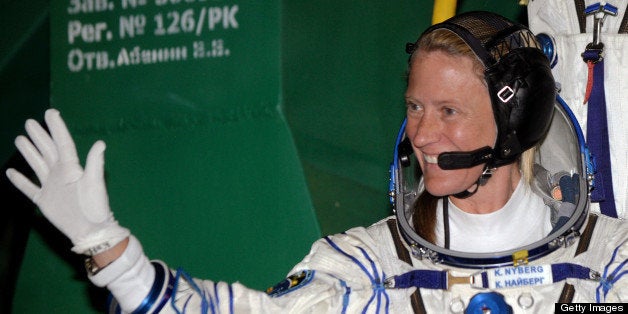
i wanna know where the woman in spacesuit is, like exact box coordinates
[6,11,626,313]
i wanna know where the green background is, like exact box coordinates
[1,1,525,313]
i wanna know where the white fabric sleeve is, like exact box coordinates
[89,229,398,313]
[88,235,156,313]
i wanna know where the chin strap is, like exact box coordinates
[452,165,496,199]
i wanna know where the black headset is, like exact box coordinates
[404,11,556,170]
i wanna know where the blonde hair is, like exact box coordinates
[409,29,485,82]
[520,146,537,185]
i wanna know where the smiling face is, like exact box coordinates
[404,50,497,197]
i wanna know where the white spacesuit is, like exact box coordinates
[79,216,625,314]
[6,10,626,314]
[527,0,628,219]
[93,209,626,313]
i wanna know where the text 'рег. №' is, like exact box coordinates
[65,0,239,72]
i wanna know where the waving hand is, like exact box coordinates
[6,109,129,255]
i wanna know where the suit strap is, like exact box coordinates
[619,3,628,33]
[575,0,587,33]
[575,214,598,257]
[386,218,427,314]
[558,214,598,302]
[387,219,413,265]
[558,283,576,303]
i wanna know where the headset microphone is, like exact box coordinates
[437,147,494,170]
[397,137,494,170]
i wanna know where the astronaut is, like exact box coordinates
[6,11,626,313]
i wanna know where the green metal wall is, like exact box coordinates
[2,1,525,313]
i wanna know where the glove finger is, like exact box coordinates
[6,168,41,201]
[82,140,110,223]
[84,140,106,180]
[45,109,79,163]
[25,118,58,165]
[15,135,49,182]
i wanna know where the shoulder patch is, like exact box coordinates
[265,270,315,297]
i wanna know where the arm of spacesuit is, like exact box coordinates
[89,234,387,313]
[92,226,394,313]
[5,109,384,313]
[97,231,389,313]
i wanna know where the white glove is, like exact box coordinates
[6,109,129,255]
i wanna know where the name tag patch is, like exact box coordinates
[487,265,552,289]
